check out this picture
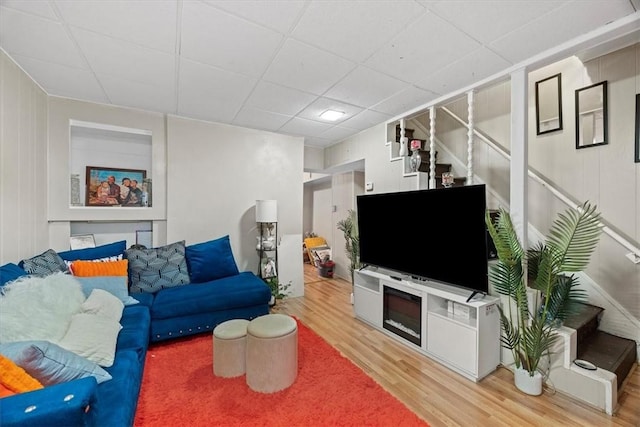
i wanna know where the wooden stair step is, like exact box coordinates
[577,330,637,390]
[418,162,450,175]
[395,125,415,141]
[564,303,604,346]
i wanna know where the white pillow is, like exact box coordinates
[0,272,85,344]
[57,313,122,367]
[82,289,124,321]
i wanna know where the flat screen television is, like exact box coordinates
[356,184,489,297]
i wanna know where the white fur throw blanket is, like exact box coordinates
[0,272,86,343]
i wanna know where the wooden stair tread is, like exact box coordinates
[577,330,637,389]
[564,303,604,345]
[564,303,604,331]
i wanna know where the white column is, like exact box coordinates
[429,106,436,189]
[467,90,474,185]
[399,118,408,157]
[510,67,528,250]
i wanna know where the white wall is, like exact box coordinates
[165,115,304,283]
[0,50,48,264]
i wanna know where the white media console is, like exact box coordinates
[353,267,501,382]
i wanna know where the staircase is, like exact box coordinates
[564,302,637,390]
[394,126,466,188]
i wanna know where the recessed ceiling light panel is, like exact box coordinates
[319,109,345,121]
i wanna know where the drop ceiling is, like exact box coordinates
[0,0,637,148]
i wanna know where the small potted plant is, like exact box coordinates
[337,209,360,284]
[486,201,602,395]
[265,277,291,306]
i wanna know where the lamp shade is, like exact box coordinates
[256,200,277,223]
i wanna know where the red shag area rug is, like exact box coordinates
[134,318,428,427]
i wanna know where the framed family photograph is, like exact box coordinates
[260,257,277,278]
[635,94,640,163]
[86,166,147,206]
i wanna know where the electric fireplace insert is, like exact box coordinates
[383,286,422,346]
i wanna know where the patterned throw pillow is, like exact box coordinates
[20,249,67,276]
[126,241,190,294]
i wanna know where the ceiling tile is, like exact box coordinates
[297,97,363,125]
[99,74,176,114]
[178,59,257,123]
[0,0,58,20]
[233,107,293,132]
[365,11,480,83]
[490,0,635,63]
[340,109,392,131]
[371,86,439,116]
[324,66,409,108]
[292,0,426,62]
[263,38,355,95]
[279,117,334,137]
[417,47,512,94]
[55,0,177,53]
[181,2,283,77]
[244,81,317,116]
[319,126,359,142]
[10,54,108,103]
[429,0,566,45]
[203,0,306,33]
[71,27,175,88]
[0,6,86,68]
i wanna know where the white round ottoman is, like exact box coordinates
[246,314,298,393]
[213,319,250,378]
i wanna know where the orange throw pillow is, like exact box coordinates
[0,355,43,394]
[70,259,128,277]
[0,383,15,398]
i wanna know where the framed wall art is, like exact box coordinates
[634,93,640,163]
[535,73,563,135]
[86,166,146,206]
[575,81,608,149]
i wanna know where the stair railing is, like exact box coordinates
[439,105,640,264]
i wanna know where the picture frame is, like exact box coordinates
[575,81,608,149]
[70,234,96,250]
[86,166,146,206]
[535,73,563,135]
[136,230,152,249]
[260,257,277,278]
[635,94,640,163]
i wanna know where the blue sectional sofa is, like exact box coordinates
[0,236,271,426]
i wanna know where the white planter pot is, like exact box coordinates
[514,367,543,396]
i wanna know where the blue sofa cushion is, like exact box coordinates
[126,241,190,294]
[185,235,239,283]
[97,350,144,427]
[117,305,150,361]
[58,240,126,262]
[0,263,27,286]
[151,272,270,320]
[19,249,67,276]
[0,377,97,427]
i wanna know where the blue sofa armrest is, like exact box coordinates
[0,377,98,427]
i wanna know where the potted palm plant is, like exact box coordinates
[337,209,360,284]
[485,201,602,395]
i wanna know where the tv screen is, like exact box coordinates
[356,184,489,295]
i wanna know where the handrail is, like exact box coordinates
[438,106,640,263]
